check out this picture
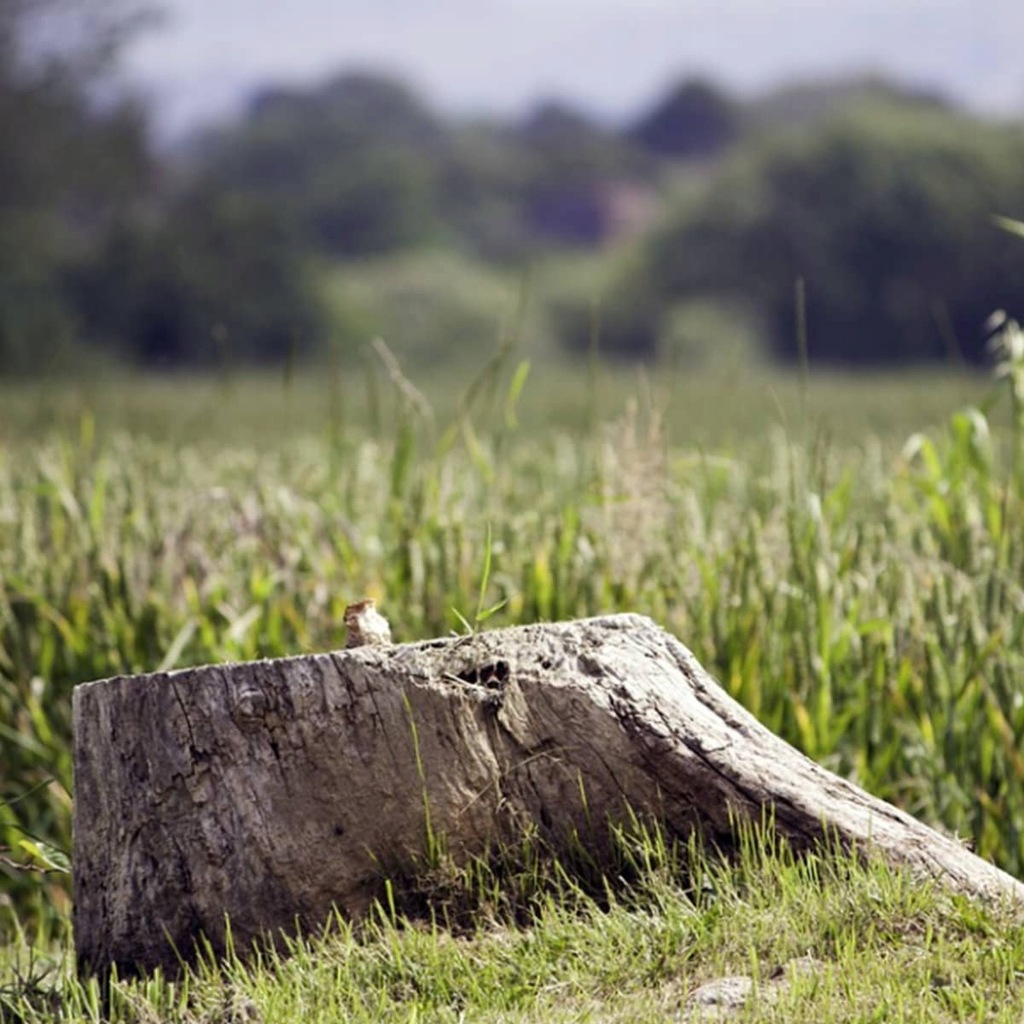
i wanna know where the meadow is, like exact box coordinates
[2,337,1024,1020]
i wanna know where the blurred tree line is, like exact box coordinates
[0,0,148,372]
[621,100,1024,366]
[1,0,1022,374]
[0,0,321,373]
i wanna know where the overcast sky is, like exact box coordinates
[123,0,1023,137]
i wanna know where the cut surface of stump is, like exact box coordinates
[72,614,1024,979]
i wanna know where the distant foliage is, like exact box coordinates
[0,0,150,373]
[514,102,653,247]
[71,189,325,368]
[200,73,445,258]
[0,0,326,373]
[746,74,953,131]
[196,79,653,262]
[643,103,1024,365]
[2,20,1020,374]
[627,77,739,159]
[322,252,554,367]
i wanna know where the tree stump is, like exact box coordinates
[73,614,1024,979]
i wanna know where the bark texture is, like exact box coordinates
[73,614,1024,978]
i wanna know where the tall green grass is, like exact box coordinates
[0,338,1021,939]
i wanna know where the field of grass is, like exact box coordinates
[2,335,1024,1019]
[0,357,986,451]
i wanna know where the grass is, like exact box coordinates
[3,820,1024,1022]
[0,358,984,451]
[1,330,1023,1016]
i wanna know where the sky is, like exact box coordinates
[122,0,1023,138]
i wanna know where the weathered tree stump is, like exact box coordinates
[73,614,1024,979]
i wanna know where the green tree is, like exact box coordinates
[0,0,151,372]
[73,187,324,368]
[197,80,656,263]
[643,103,1024,365]
[627,77,739,160]
[515,101,652,247]
[197,72,444,258]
